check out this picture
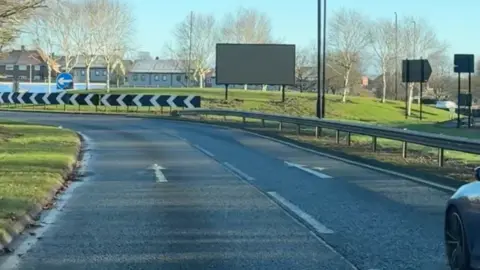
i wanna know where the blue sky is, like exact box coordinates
[129,0,478,58]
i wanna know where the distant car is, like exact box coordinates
[445,166,480,270]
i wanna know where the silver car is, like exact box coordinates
[445,166,480,270]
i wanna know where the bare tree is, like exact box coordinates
[167,12,217,88]
[295,43,316,92]
[95,0,134,92]
[428,52,454,99]
[0,0,46,51]
[399,16,448,115]
[368,18,396,103]
[70,0,103,90]
[328,8,371,102]
[220,7,274,90]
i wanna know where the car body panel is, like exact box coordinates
[447,181,480,269]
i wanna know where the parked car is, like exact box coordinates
[445,166,480,270]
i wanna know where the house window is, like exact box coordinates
[95,70,100,76]
[176,75,181,81]
[81,70,85,76]
[34,75,41,80]
[154,75,159,81]
[103,70,107,76]
[141,75,145,81]
[5,65,14,71]
[18,65,27,71]
[34,65,41,71]
[133,74,138,81]
[162,75,167,81]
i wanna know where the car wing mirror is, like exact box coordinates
[474,166,480,181]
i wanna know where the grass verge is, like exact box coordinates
[0,120,80,244]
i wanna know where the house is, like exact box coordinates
[57,56,109,83]
[127,59,189,88]
[0,46,49,82]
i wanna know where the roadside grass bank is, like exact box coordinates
[0,121,81,247]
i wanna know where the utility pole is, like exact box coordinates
[394,12,398,100]
[316,0,322,118]
[187,11,193,88]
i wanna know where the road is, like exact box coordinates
[0,111,452,270]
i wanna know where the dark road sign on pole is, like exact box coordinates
[454,54,475,128]
[402,59,432,83]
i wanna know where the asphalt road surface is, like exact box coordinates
[0,112,453,270]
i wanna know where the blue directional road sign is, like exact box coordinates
[56,72,74,90]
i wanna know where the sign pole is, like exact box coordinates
[316,0,322,118]
[457,72,461,128]
[405,59,409,120]
[468,71,472,128]
[420,58,424,120]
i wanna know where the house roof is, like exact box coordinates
[130,59,185,73]
[56,55,108,68]
[0,49,43,65]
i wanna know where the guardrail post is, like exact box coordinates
[278,122,283,131]
[346,132,351,146]
[335,130,340,144]
[402,142,408,158]
[315,127,321,138]
[296,125,301,135]
[438,148,444,167]
[372,136,377,152]
[261,119,265,127]
[242,117,246,124]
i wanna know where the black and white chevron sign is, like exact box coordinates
[0,92,201,108]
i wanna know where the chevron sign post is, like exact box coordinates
[0,92,201,108]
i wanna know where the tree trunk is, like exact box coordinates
[86,65,90,90]
[381,69,387,103]
[47,66,52,94]
[199,73,204,88]
[341,69,351,103]
[106,63,110,93]
[407,84,414,116]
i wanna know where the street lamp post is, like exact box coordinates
[394,12,398,100]
[321,0,326,118]
[316,0,322,118]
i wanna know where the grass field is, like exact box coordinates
[0,121,80,241]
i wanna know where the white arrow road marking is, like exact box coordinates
[184,95,195,108]
[117,94,126,107]
[42,93,50,105]
[151,164,167,183]
[7,92,14,104]
[17,92,25,104]
[100,94,110,106]
[166,95,177,108]
[133,95,142,106]
[56,92,65,105]
[150,95,160,107]
[29,93,37,104]
[85,94,94,106]
[267,191,334,234]
[192,144,214,157]
[285,161,332,179]
[223,162,255,181]
[70,94,79,106]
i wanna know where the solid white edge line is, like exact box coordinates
[192,144,215,157]
[153,164,167,183]
[223,162,255,181]
[267,191,334,234]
